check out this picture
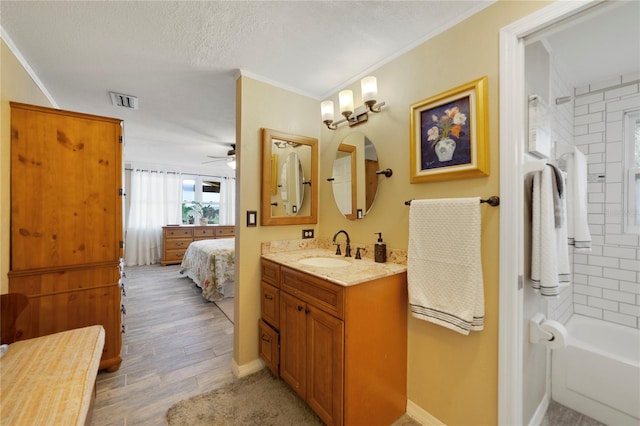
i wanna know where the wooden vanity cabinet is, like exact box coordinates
[280,289,344,425]
[258,319,279,376]
[259,258,407,426]
[260,281,280,329]
[259,259,282,376]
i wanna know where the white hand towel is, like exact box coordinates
[408,198,484,335]
[566,147,592,251]
[531,166,570,296]
[556,171,571,287]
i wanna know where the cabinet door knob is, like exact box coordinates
[264,294,273,300]
[297,306,303,311]
[305,308,310,314]
[261,334,270,342]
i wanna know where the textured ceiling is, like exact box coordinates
[0,0,492,176]
[2,1,638,177]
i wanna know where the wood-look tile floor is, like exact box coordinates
[92,264,235,426]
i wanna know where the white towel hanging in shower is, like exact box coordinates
[566,147,592,251]
[531,166,571,296]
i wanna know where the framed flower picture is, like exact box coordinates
[410,76,489,183]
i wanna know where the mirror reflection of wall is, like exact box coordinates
[271,139,310,217]
[280,152,305,216]
[331,132,381,220]
[333,144,357,219]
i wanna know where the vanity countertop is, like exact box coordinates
[261,248,407,287]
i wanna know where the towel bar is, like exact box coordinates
[404,196,500,207]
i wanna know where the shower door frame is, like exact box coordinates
[498,1,602,424]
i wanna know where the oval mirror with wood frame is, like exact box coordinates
[261,128,318,225]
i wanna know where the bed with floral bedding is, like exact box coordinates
[179,238,235,301]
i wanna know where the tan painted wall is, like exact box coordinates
[0,40,53,294]
[321,3,549,424]
[234,76,319,365]
[236,2,549,424]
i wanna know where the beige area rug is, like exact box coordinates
[167,369,421,426]
[214,297,234,324]
[166,369,322,425]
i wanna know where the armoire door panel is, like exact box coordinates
[10,104,123,271]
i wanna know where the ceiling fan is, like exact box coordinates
[203,144,236,169]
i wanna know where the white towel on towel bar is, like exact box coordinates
[531,166,571,296]
[566,147,592,251]
[407,198,484,335]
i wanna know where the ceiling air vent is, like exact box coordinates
[109,92,139,109]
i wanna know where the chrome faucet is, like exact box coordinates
[332,230,351,257]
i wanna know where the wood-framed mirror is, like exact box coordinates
[261,128,318,225]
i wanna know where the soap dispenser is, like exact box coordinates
[374,232,386,263]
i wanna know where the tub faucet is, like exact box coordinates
[332,230,351,257]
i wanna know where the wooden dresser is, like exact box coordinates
[8,102,124,372]
[161,225,235,265]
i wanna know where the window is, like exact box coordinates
[181,176,220,224]
[624,110,640,233]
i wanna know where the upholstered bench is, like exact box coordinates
[0,325,105,425]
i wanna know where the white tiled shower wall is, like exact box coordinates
[572,73,640,329]
[545,63,575,325]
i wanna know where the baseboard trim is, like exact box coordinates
[529,392,550,426]
[406,400,446,425]
[232,358,265,378]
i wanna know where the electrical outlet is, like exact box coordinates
[302,229,314,239]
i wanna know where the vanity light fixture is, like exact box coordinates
[321,76,386,130]
[273,139,301,149]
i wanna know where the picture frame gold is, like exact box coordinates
[409,76,489,183]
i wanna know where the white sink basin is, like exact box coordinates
[298,257,351,268]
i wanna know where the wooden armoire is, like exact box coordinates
[9,102,124,371]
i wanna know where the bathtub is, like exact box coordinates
[551,314,640,425]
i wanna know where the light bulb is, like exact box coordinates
[361,76,377,104]
[321,100,334,122]
[338,90,354,117]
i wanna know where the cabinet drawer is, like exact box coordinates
[164,238,191,250]
[261,281,280,330]
[259,319,279,377]
[261,259,281,288]
[164,227,193,238]
[216,227,235,238]
[194,227,215,237]
[281,267,344,319]
[164,249,187,263]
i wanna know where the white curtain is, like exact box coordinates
[125,169,182,266]
[219,177,236,225]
